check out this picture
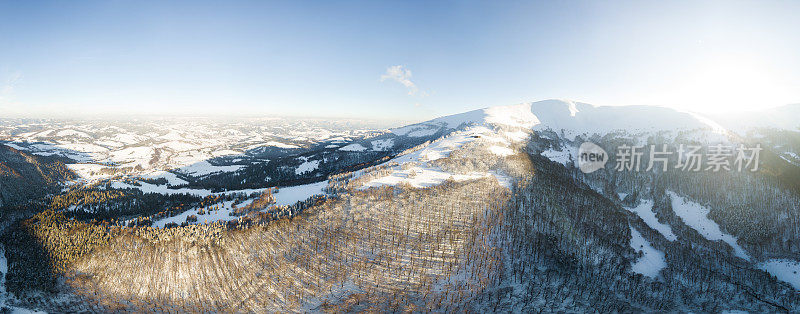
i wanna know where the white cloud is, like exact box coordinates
[0,72,22,112]
[380,65,424,96]
[0,71,21,101]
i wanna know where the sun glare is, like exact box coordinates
[673,55,794,113]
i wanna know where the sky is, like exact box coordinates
[1,0,799,121]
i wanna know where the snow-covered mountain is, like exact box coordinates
[3,99,800,312]
[393,100,800,174]
[395,99,725,138]
[2,99,797,192]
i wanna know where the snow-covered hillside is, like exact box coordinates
[361,126,517,189]
[4,100,800,313]
[2,99,797,210]
[0,117,395,184]
[392,99,727,141]
[3,99,794,189]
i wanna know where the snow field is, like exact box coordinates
[628,226,667,278]
[295,160,320,175]
[177,161,245,177]
[758,259,800,290]
[339,143,367,152]
[668,191,750,260]
[624,200,678,241]
[150,181,328,228]
[361,126,516,190]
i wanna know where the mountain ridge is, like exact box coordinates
[393,99,727,142]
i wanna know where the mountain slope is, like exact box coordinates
[0,144,75,208]
[394,99,723,140]
[3,100,800,312]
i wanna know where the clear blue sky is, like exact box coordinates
[1,0,799,120]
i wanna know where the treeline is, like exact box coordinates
[50,189,129,210]
[182,133,443,192]
[57,186,203,221]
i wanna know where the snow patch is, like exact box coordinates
[629,226,666,278]
[540,148,574,165]
[504,130,529,142]
[67,163,114,183]
[56,129,91,138]
[131,180,328,228]
[362,166,491,189]
[758,259,800,290]
[153,199,252,228]
[295,160,320,175]
[389,125,415,136]
[112,133,145,144]
[154,141,201,152]
[339,143,367,152]
[371,139,394,151]
[158,131,186,141]
[625,200,677,241]
[780,151,799,165]
[489,146,514,156]
[109,147,154,165]
[266,141,300,149]
[110,181,213,197]
[363,126,510,189]
[491,170,513,189]
[274,181,327,206]
[178,161,244,177]
[144,170,189,186]
[406,128,439,137]
[668,191,750,260]
[1,143,25,150]
[56,143,108,154]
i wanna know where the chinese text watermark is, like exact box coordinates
[578,143,762,173]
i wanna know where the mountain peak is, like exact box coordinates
[395,99,728,139]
